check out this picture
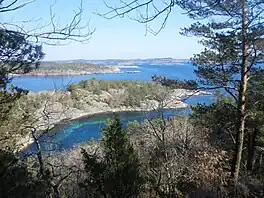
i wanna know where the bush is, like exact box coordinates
[81,116,146,198]
[0,150,50,198]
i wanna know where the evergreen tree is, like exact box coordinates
[0,30,44,91]
[81,116,145,198]
[177,0,264,183]
[0,29,44,149]
[0,150,50,198]
[101,0,264,183]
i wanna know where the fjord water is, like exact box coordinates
[13,63,197,92]
[19,63,214,153]
[24,109,191,155]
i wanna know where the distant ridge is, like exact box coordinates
[42,58,190,65]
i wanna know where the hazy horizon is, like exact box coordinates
[3,0,203,61]
[42,57,190,62]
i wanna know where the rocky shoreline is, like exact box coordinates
[17,88,210,150]
[12,67,121,77]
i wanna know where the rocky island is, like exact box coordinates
[2,79,210,149]
[12,59,189,77]
[13,62,121,76]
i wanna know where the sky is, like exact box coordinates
[2,0,204,61]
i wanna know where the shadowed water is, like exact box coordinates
[23,109,192,155]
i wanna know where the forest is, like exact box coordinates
[1,0,264,198]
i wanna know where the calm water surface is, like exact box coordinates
[13,63,197,92]
[23,109,192,155]
[19,63,214,153]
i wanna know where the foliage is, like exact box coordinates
[29,62,115,75]
[101,0,264,183]
[152,75,198,90]
[191,70,264,174]
[191,101,236,151]
[69,79,168,107]
[0,29,44,119]
[0,29,44,150]
[38,62,99,71]
[178,0,264,95]
[0,1,94,197]
[0,150,50,198]
[0,30,44,90]
[81,116,145,198]
[178,0,264,182]
[128,116,230,197]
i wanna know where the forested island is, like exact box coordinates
[13,62,121,76]
[1,79,209,149]
[12,59,185,77]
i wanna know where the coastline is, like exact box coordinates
[34,88,208,128]
[12,69,142,77]
[12,70,122,77]
[47,107,189,135]
[17,88,211,151]
[19,105,189,151]
[61,103,189,124]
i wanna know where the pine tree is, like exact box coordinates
[0,29,44,149]
[81,116,145,198]
[178,0,264,183]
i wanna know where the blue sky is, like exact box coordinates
[2,0,203,60]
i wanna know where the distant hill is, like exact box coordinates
[43,58,190,66]
[15,62,120,76]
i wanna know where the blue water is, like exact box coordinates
[22,109,192,156]
[18,62,214,154]
[13,63,197,92]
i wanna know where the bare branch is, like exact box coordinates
[0,0,94,45]
[0,0,35,13]
[96,0,176,35]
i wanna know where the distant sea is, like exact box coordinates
[20,62,215,153]
[13,62,196,92]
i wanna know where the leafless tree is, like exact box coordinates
[97,0,178,35]
[98,0,237,35]
[0,0,95,136]
[0,0,94,45]
[129,112,229,197]
[8,81,85,197]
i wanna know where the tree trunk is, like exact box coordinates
[31,130,44,175]
[247,128,257,172]
[259,151,263,170]
[51,185,60,198]
[231,0,248,184]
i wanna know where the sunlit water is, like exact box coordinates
[13,63,197,92]
[18,63,214,154]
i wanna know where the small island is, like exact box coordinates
[12,59,190,77]
[13,62,121,76]
[9,79,210,149]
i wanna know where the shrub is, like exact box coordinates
[81,116,146,197]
